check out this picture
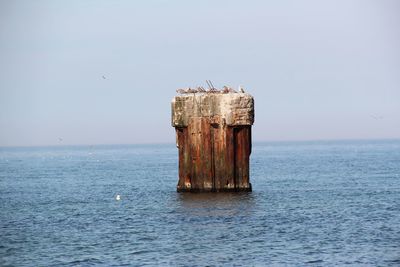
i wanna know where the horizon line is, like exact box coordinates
[1,137,399,149]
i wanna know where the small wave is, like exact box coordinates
[68,257,103,265]
[385,258,400,264]
[305,259,323,264]
[130,250,154,255]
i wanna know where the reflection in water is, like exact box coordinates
[168,192,259,265]
[176,192,256,217]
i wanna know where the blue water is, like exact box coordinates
[1,140,399,266]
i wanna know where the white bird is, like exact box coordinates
[115,194,121,201]
[239,85,245,93]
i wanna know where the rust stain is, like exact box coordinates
[173,93,254,192]
[176,119,252,192]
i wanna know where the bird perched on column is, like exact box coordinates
[239,85,245,93]
[228,87,237,93]
[186,88,198,94]
[222,86,230,94]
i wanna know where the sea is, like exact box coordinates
[0,140,399,266]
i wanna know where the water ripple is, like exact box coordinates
[0,141,399,266]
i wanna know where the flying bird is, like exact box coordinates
[102,75,106,79]
[371,115,383,120]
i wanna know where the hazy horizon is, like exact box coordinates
[1,137,400,149]
[1,0,399,147]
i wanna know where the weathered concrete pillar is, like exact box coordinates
[171,92,254,192]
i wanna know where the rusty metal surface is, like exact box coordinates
[172,91,254,192]
[176,117,252,192]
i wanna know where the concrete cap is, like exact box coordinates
[171,93,254,127]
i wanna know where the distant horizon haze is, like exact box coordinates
[1,137,400,149]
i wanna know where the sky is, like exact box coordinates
[0,0,399,146]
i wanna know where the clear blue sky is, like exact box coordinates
[0,0,399,146]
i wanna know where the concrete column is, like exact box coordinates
[171,92,255,192]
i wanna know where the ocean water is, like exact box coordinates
[0,140,399,266]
